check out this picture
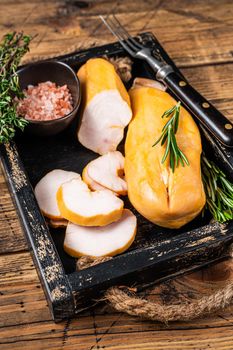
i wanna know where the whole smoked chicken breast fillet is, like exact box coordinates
[125,82,206,229]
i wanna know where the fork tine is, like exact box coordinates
[107,16,139,53]
[110,16,138,51]
[100,15,137,56]
[112,15,144,50]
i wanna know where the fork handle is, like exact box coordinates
[159,70,233,147]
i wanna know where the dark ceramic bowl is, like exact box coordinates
[17,61,81,136]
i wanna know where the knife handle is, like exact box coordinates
[161,71,233,147]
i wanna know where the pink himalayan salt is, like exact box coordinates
[16,81,73,121]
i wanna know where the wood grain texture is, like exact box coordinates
[1,0,233,67]
[0,168,27,253]
[1,251,233,349]
[0,252,233,349]
[1,0,233,349]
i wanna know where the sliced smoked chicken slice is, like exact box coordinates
[35,169,80,219]
[82,165,109,192]
[83,151,127,195]
[57,177,124,226]
[64,209,137,258]
[77,58,132,155]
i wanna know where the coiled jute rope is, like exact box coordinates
[77,255,233,323]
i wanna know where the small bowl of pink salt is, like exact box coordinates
[16,61,81,136]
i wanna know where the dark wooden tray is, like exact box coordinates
[1,32,233,322]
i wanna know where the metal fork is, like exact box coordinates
[100,15,171,79]
[100,15,233,147]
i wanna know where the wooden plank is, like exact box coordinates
[60,328,233,350]
[3,308,233,342]
[182,63,233,120]
[0,1,233,67]
[0,251,51,327]
[0,168,27,253]
[1,317,233,349]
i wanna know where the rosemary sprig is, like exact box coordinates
[0,32,32,143]
[201,154,233,223]
[152,101,189,172]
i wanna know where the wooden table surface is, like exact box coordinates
[1,0,233,349]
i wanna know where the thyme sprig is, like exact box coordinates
[0,32,32,143]
[202,154,233,223]
[152,101,189,172]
